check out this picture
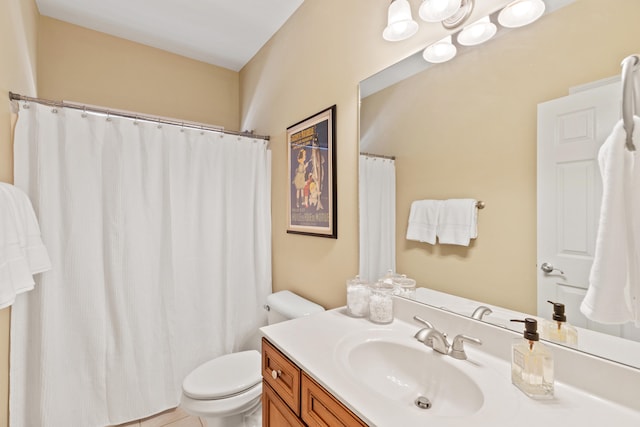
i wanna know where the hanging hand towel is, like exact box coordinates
[0,190,32,308]
[0,183,51,274]
[406,200,442,245]
[581,118,640,325]
[436,199,478,246]
[0,183,51,309]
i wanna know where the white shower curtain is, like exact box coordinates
[359,155,395,282]
[10,102,272,426]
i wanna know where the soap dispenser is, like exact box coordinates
[510,318,554,399]
[542,300,578,345]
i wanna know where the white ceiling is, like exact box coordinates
[35,0,304,71]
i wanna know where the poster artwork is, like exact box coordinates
[290,120,329,228]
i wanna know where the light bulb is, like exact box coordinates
[423,36,457,63]
[383,0,419,41]
[457,16,497,46]
[419,0,462,22]
[498,0,546,28]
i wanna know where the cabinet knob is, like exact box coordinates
[271,369,281,380]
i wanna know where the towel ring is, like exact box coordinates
[621,54,639,151]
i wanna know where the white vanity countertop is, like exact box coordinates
[260,302,640,427]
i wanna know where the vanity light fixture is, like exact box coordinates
[381,0,548,65]
[422,35,457,63]
[498,0,546,28]
[456,16,497,46]
[383,0,419,42]
[418,0,462,23]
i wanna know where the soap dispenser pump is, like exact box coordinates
[510,318,554,399]
[542,300,578,345]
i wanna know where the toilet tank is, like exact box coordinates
[265,290,324,324]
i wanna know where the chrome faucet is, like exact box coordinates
[413,315,435,345]
[414,315,483,359]
[471,305,493,320]
[423,329,451,355]
[413,316,450,354]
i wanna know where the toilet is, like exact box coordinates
[180,290,324,427]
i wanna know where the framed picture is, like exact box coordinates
[286,105,337,238]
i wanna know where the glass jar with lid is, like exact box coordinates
[393,274,416,299]
[368,281,394,324]
[346,275,370,318]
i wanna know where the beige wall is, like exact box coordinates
[239,0,449,309]
[360,0,640,314]
[0,0,39,425]
[38,16,240,130]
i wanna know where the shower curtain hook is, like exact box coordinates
[157,118,162,129]
[106,111,112,122]
[81,106,87,118]
[180,122,185,132]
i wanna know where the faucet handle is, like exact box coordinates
[413,315,434,329]
[450,334,482,360]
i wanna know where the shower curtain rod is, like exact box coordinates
[360,152,396,160]
[9,92,270,141]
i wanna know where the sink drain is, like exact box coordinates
[414,396,432,410]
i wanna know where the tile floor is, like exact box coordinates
[113,407,204,427]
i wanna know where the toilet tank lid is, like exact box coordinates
[266,290,325,319]
[182,350,261,400]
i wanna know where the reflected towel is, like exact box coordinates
[436,199,478,246]
[581,118,640,325]
[406,200,442,245]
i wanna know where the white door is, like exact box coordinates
[537,81,622,336]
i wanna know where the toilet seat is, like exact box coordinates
[183,350,261,400]
[180,381,262,418]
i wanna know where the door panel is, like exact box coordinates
[537,81,621,333]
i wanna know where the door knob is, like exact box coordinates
[541,262,564,275]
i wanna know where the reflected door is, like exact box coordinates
[537,80,622,336]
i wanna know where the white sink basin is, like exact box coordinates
[348,339,484,416]
[337,330,484,417]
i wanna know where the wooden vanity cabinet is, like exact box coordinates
[262,338,367,427]
[263,380,306,427]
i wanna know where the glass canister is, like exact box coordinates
[393,274,416,299]
[346,275,370,318]
[368,281,394,324]
[378,269,400,285]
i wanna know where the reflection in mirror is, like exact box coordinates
[358,0,640,368]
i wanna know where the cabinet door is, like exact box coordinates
[301,373,367,427]
[262,338,302,415]
[263,381,306,427]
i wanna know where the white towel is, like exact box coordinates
[0,183,51,309]
[581,118,640,325]
[406,200,442,245]
[436,199,478,246]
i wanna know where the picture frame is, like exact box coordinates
[286,105,337,238]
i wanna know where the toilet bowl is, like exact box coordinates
[180,291,324,427]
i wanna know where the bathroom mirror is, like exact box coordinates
[358,0,640,368]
